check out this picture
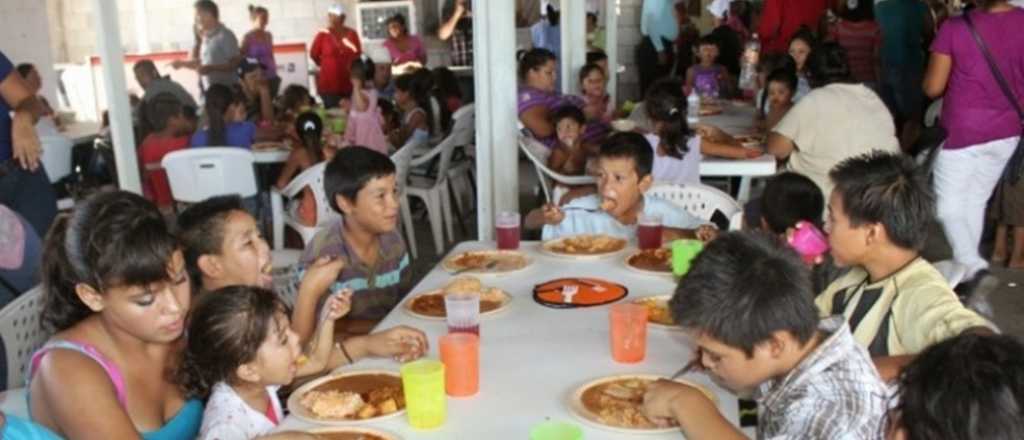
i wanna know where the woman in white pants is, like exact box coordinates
[924,0,1024,282]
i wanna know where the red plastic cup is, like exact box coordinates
[496,211,521,250]
[439,333,479,397]
[609,304,648,363]
[637,213,663,250]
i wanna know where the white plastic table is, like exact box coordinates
[276,241,752,439]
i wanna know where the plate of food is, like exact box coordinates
[568,374,717,434]
[306,426,401,440]
[404,276,512,320]
[631,295,678,330]
[533,278,628,308]
[542,234,629,259]
[287,370,406,426]
[441,250,531,275]
[625,248,672,276]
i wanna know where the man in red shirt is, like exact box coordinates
[757,0,828,54]
[311,4,362,108]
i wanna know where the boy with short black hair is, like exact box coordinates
[528,132,713,241]
[888,333,1024,440]
[818,151,993,380]
[299,146,411,338]
[643,232,888,439]
[139,93,192,210]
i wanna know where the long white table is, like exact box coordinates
[277,241,752,439]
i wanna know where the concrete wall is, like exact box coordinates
[0,0,59,105]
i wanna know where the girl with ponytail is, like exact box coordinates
[644,78,761,185]
[388,70,435,148]
[344,54,389,153]
[28,191,203,439]
[276,112,329,227]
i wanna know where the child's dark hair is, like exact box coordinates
[378,98,399,130]
[248,4,268,19]
[599,132,654,179]
[350,55,375,82]
[146,92,185,132]
[294,112,325,164]
[644,78,692,159]
[761,172,824,234]
[203,84,241,146]
[517,48,557,81]
[578,63,605,85]
[178,285,288,399]
[766,68,798,96]
[545,4,560,26]
[279,84,311,113]
[395,71,435,135]
[829,151,933,250]
[41,191,178,332]
[586,49,608,66]
[550,105,585,127]
[386,13,408,34]
[697,35,719,51]
[15,63,35,79]
[808,41,852,88]
[194,0,219,18]
[893,333,1024,440]
[669,231,818,357]
[432,67,461,131]
[324,146,397,213]
[177,195,245,288]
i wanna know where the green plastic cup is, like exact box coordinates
[400,359,447,429]
[671,239,704,278]
[530,421,583,440]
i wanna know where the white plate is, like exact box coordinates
[402,288,513,321]
[567,374,717,435]
[541,235,629,259]
[630,295,680,331]
[623,250,673,277]
[440,250,532,275]
[287,370,405,426]
[306,426,402,439]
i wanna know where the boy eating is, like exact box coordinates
[299,146,412,338]
[818,151,994,380]
[643,232,888,438]
[528,131,714,241]
[177,195,426,365]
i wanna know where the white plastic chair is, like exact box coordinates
[518,134,596,204]
[647,182,744,230]
[0,286,50,390]
[392,137,425,259]
[161,147,258,203]
[269,162,341,249]
[443,105,476,222]
[406,111,472,255]
[271,264,301,309]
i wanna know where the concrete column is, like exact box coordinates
[560,0,587,95]
[93,0,141,193]
[472,0,518,240]
[605,0,619,104]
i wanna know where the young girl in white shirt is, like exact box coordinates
[180,286,351,440]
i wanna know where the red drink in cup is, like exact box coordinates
[495,211,521,250]
[445,293,481,336]
[637,213,663,250]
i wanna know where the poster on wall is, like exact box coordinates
[87,43,309,119]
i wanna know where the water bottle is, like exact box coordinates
[686,88,700,126]
[738,33,760,97]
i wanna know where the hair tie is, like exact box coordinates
[669,107,679,116]
[303,120,316,132]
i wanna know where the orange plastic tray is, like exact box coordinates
[533,278,628,308]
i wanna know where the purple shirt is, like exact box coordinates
[383,35,426,65]
[518,86,583,147]
[932,9,1024,150]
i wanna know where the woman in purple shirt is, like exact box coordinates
[518,48,583,147]
[241,5,280,96]
[383,14,426,67]
[924,0,1024,281]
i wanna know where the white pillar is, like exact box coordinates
[93,0,141,193]
[604,0,619,104]
[560,1,587,95]
[472,0,518,240]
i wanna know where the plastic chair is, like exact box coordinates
[443,105,476,223]
[392,137,425,259]
[518,134,596,204]
[269,162,341,249]
[161,147,258,203]
[406,111,472,254]
[0,286,50,390]
[646,182,744,230]
[271,264,301,309]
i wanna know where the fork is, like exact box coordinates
[561,285,579,303]
[561,207,601,213]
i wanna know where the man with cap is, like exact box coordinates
[311,3,363,108]
[172,0,242,90]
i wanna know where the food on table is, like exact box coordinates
[298,373,405,421]
[546,235,628,255]
[581,379,677,429]
[633,296,675,326]
[408,276,508,317]
[627,248,672,273]
[443,251,529,273]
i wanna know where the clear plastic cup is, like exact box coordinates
[445,293,481,336]
[496,211,521,250]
